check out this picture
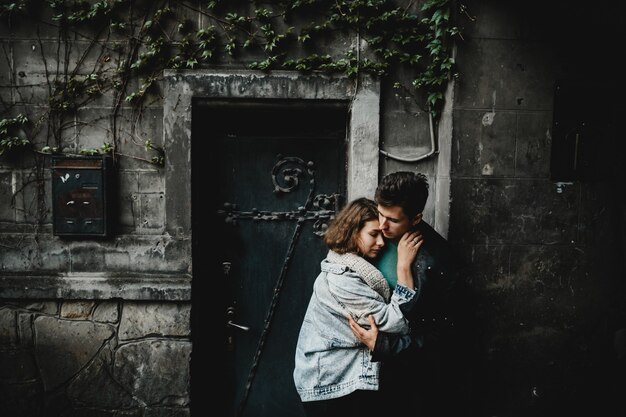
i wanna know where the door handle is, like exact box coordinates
[227,321,250,331]
[226,306,249,331]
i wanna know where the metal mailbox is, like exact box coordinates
[51,155,112,237]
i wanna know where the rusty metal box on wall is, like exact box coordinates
[51,155,113,237]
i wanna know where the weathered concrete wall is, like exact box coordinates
[448,1,626,415]
[1,3,195,416]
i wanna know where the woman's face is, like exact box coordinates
[357,219,385,259]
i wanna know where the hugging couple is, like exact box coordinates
[293,171,466,417]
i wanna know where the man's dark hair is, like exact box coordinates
[374,171,429,218]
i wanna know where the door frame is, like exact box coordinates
[162,70,380,414]
[162,69,380,241]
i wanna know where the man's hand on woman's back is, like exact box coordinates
[348,314,378,351]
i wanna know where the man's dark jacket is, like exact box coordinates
[372,220,474,415]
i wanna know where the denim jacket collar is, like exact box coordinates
[324,251,390,302]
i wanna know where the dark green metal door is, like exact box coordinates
[193,100,347,416]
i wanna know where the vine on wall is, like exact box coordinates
[0,0,466,224]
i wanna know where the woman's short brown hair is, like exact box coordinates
[323,197,378,254]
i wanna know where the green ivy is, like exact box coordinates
[0,0,465,163]
[0,114,30,156]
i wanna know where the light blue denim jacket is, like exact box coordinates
[293,251,416,402]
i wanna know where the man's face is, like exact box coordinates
[377,204,421,240]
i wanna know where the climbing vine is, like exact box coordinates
[0,0,467,223]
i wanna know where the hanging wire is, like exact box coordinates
[379,110,438,162]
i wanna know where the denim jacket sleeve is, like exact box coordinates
[326,269,416,335]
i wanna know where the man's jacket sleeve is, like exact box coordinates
[370,332,415,362]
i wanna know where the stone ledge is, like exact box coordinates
[0,272,192,301]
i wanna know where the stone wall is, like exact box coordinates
[1,4,199,414]
[0,299,191,416]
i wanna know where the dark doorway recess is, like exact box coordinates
[192,99,348,417]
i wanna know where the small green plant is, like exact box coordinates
[145,140,165,167]
[0,114,30,156]
[101,142,113,154]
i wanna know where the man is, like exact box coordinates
[349,171,472,415]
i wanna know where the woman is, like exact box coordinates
[293,197,422,416]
